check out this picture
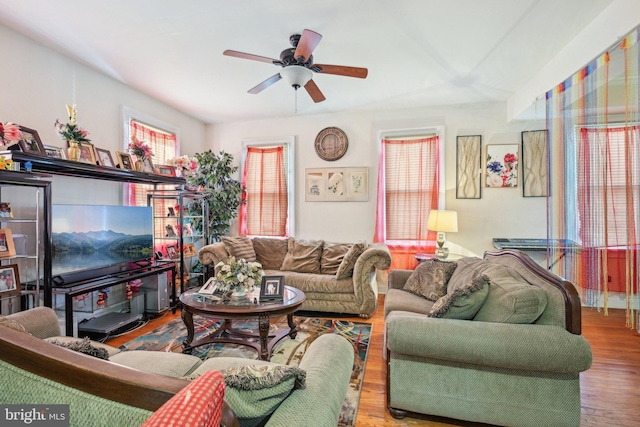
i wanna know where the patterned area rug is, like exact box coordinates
[120,315,372,427]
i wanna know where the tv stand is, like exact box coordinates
[53,262,176,336]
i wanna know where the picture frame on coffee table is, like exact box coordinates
[260,275,284,302]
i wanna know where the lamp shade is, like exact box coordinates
[427,210,458,233]
[280,65,313,89]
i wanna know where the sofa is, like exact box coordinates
[199,235,392,318]
[1,306,354,427]
[384,250,593,427]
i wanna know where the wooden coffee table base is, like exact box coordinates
[181,310,300,361]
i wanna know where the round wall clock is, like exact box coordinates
[314,127,348,161]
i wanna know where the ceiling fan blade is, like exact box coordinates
[223,49,278,64]
[248,74,282,94]
[304,79,326,103]
[314,64,368,79]
[294,29,322,62]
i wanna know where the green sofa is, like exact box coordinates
[1,307,354,427]
[384,250,593,427]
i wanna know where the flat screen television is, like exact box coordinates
[52,204,153,285]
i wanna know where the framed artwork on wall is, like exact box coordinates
[522,130,548,197]
[485,144,518,188]
[305,167,368,201]
[456,135,482,199]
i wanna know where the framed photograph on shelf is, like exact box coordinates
[156,165,176,177]
[183,243,196,258]
[76,142,97,165]
[116,151,134,170]
[485,144,518,188]
[43,144,66,160]
[0,229,16,258]
[142,157,155,173]
[522,130,548,197]
[456,135,482,199]
[95,147,116,168]
[260,275,284,301]
[17,126,46,155]
[0,264,20,297]
[0,202,13,219]
[165,244,178,259]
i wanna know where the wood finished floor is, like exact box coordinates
[106,296,640,427]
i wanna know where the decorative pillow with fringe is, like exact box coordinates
[403,259,458,301]
[49,336,110,360]
[428,274,490,319]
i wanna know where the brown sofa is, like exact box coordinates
[199,236,392,318]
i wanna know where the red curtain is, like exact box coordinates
[374,136,439,270]
[239,146,288,237]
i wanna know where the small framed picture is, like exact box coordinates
[116,151,134,170]
[156,165,176,177]
[0,264,20,297]
[142,157,155,173]
[43,144,67,160]
[183,243,196,258]
[260,275,284,301]
[17,126,46,155]
[198,277,218,295]
[0,229,16,259]
[76,142,97,165]
[0,202,13,219]
[167,207,175,217]
[95,147,116,168]
[165,244,178,259]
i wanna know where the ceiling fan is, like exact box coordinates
[223,29,368,103]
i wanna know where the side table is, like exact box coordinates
[415,253,464,263]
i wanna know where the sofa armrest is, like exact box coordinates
[266,334,354,427]
[388,269,413,290]
[198,242,229,267]
[352,243,392,299]
[386,314,592,374]
[6,307,62,339]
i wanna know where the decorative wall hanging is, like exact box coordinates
[305,167,368,201]
[314,127,348,161]
[456,135,482,199]
[485,144,518,188]
[521,130,548,197]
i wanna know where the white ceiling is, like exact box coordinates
[0,0,614,124]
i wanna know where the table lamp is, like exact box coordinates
[427,210,458,259]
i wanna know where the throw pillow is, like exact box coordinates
[49,336,110,360]
[280,239,324,274]
[221,235,257,262]
[403,259,458,301]
[253,237,289,270]
[0,315,27,333]
[320,243,351,275]
[428,274,490,319]
[474,264,548,324]
[336,242,367,280]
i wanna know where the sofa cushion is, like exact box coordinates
[110,350,203,378]
[336,242,366,279]
[0,315,27,333]
[384,288,436,317]
[253,237,288,270]
[446,256,485,293]
[403,259,458,301]
[428,274,490,319]
[221,235,256,262]
[474,264,549,324]
[321,243,351,275]
[48,336,110,360]
[281,239,324,274]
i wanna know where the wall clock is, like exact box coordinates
[314,127,348,161]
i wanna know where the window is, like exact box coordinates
[374,128,444,269]
[240,136,295,237]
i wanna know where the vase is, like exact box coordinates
[135,159,144,172]
[67,141,80,162]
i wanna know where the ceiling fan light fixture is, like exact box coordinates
[280,65,312,90]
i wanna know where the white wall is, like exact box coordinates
[208,102,546,257]
[0,24,206,205]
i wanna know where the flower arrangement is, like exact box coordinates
[0,122,21,147]
[167,154,198,176]
[128,135,153,160]
[214,256,264,293]
[54,105,91,144]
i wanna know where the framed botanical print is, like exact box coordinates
[485,144,518,188]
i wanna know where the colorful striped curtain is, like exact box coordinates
[374,136,439,270]
[546,28,640,330]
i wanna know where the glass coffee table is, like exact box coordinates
[179,285,306,361]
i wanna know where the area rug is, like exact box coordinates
[120,315,372,427]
